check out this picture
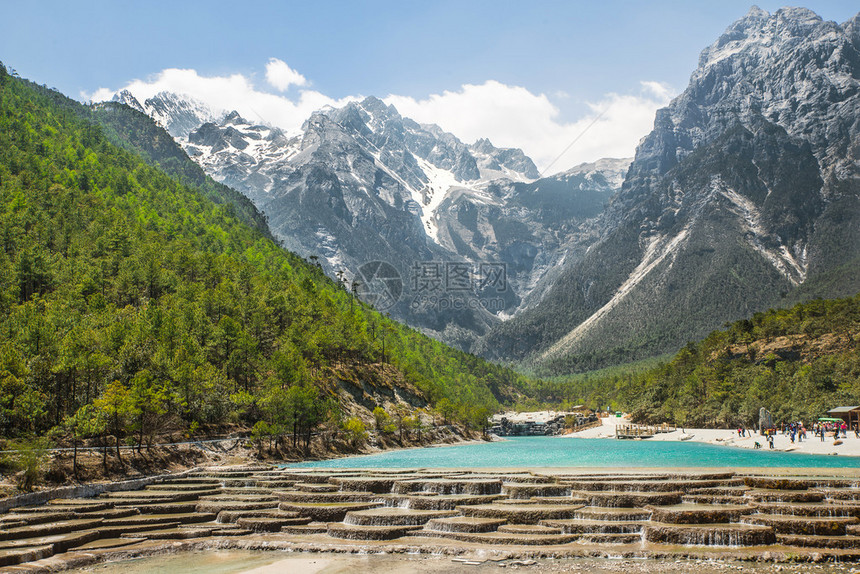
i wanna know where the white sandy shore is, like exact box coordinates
[567,415,860,457]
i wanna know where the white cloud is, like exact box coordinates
[265,58,306,91]
[386,80,674,174]
[85,60,675,174]
[84,66,356,136]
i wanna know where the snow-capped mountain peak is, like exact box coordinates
[112,90,222,138]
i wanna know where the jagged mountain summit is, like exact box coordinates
[476,6,860,373]
[114,91,624,350]
[113,89,221,138]
[183,97,541,244]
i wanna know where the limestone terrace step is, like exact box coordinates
[776,534,860,549]
[573,491,682,507]
[44,500,113,512]
[235,516,312,532]
[123,527,215,540]
[0,511,77,526]
[145,483,222,492]
[423,516,507,533]
[101,491,202,504]
[0,530,99,554]
[101,512,215,527]
[563,479,739,493]
[211,528,253,536]
[457,504,584,524]
[530,496,589,506]
[123,501,199,514]
[391,479,502,496]
[682,495,748,505]
[196,500,279,513]
[741,514,857,536]
[328,477,398,494]
[326,523,423,541]
[818,489,860,501]
[743,477,817,490]
[277,501,382,522]
[93,508,141,520]
[573,507,652,521]
[578,532,643,544]
[421,530,579,545]
[647,504,755,524]
[343,508,457,526]
[752,502,860,517]
[294,483,339,492]
[497,524,563,535]
[743,489,825,503]
[161,477,221,485]
[216,509,302,523]
[501,483,569,499]
[198,493,278,502]
[644,523,776,546]
[540,519,645,534]
[275,472,337,484]
[383,494,503,510]
[0,518,103,541]
[276,491,378,503]
[0,545,54,568]
[71,537,147,550]
[97,521,182,538]
[282,522,328,535]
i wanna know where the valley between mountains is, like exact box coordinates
[108,7,860,377]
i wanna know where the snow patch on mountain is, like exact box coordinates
[113,90,222,138]
[413,157,472,241]
[716,180,807,284]
[560,158,632,190]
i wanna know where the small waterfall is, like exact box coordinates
[644,524,776,547]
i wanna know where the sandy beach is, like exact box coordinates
[568,415,860,457]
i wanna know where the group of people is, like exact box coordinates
[748,419,858,449]
[752,433,775,449]
[784,421,806,444]
[812,420,854,440]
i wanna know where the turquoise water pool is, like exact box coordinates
[290,436,860,469]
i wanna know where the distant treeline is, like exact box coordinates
[523,294,860,428]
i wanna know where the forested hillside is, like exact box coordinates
[0,64,528,446]
[533,294,860,428]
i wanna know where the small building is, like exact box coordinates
[826,406,860,429]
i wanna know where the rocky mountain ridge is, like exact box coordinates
[476,6,860,373]
[101,7,860,372]
[118,90,626,349]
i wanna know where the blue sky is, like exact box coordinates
[2,1,857,172]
